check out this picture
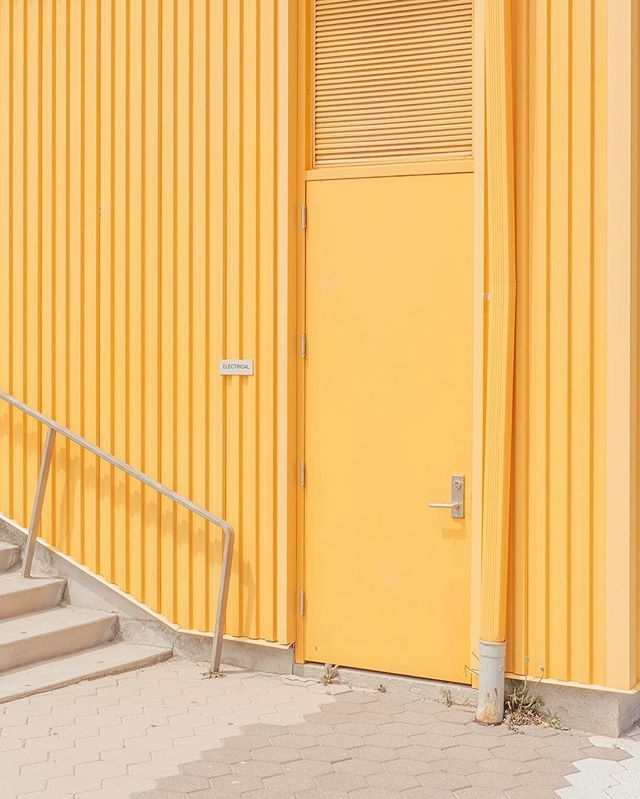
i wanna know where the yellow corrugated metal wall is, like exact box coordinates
[0,0,294,642]
[507,0,609,686]
[1,0,638,687]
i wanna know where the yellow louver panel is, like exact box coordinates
[313,0,473,166]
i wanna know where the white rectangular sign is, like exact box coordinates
[219,359,254,376]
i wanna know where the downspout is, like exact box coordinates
[476,0,517,725]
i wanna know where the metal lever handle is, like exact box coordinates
[428,475,465,519]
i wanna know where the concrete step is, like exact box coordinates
[0,542,20,573]
[0,642,172,704]
[0,573,66,621]
[0,606,118,672]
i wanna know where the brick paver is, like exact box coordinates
[0,658,637,798]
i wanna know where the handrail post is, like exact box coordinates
[0,389,234,671]
[22,428,56,578]
[210,522,235,674]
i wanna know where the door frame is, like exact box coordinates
[293,0,486,679]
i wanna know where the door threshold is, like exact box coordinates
[293,661,476,707]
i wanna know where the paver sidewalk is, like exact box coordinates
[0,658,638,799]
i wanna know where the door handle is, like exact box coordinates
[428,475,464,519]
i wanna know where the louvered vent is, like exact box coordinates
[313,0,473,167]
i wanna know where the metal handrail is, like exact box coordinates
[0,390,235,674]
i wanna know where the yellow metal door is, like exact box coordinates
[304,172,474,683]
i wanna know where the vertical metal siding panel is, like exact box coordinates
[12,0,25,528]
[592,0,608,686]
[527,0,550,678]
[258,0,277,641]
[636,0,640,687]
[191,0,208,633]
[98,0,114,582]
[25,1,40,554]
[53,0,67,555]
[275,0,295,644]
[8,0,16,528]
[0,2,11,526]
[68,0,82,564]
[159,0,176,621]
[569,0,594,686]
[175,0,192,628]
[547,0,570,681]
[40,0,54,541]
[83,1,99,575]
[208,0,226,635]
[113,0,127,591]
[242,0,259,640]
[637,0,640,688]
[129,0,144,603]
[507,0,530,677]
[226,0,242,636]
[0,0,287,643]
[143,0,161,613]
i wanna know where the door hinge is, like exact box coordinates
[299,461,306,487]
[299,589,305,615]
[300,333,307,359]
[301,203,307,230]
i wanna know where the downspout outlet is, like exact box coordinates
[475,640,506,725]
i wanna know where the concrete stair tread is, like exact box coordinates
[0,641,172,703]
[0,572,65,595]
[0,606,118,672]
[0,604,115,638]
[0,605,117,659]
[0,572,67,621]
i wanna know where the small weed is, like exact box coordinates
[376,684,386,693]
[440,688,453,707]
[321,663,339,686]
[438,687,472,708]
[505,669,565,731]
[201,667,225,680]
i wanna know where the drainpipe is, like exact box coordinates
[476,0,517,725]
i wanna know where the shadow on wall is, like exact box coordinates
[0,410,252,637]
